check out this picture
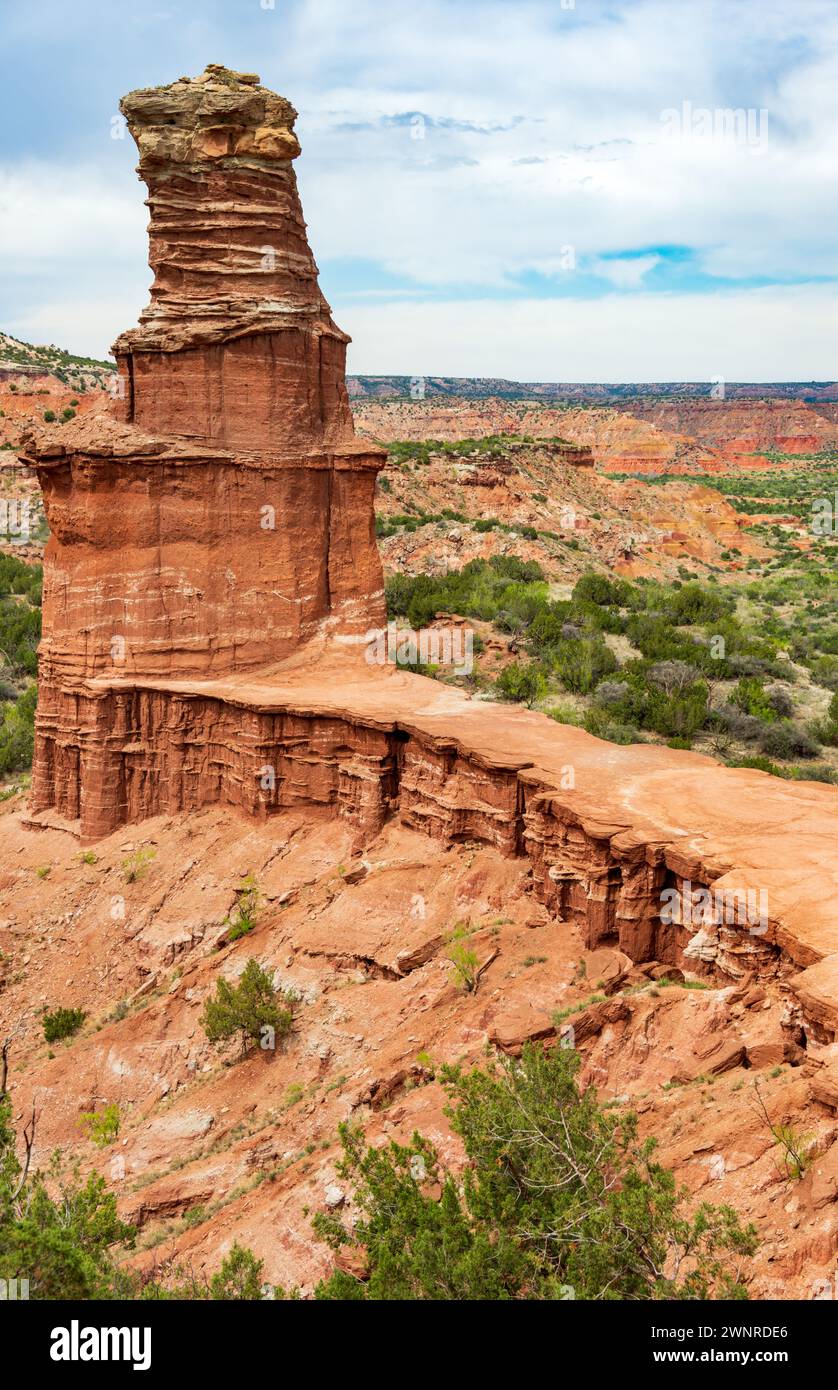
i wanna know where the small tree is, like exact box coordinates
[122,847,156,882]
[201,959,295,1055]
[1,1029,134,1298]
[79,1103,120,1147]
[314,1043,757,1300]
[138,1245,279,1300]
[751,1079,813,1181]
[495,661,547,707]
[210,1243,265,1300]
[225,873,261,942]
[446,925,479,993]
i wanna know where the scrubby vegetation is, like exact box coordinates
[79,1103,121,1148]
[313,1043,757,1300]
[0,1054,268,1299]
[0,683,36,778]
[385,551,838,779]
[385,433,580,468]
[42,1006,86,1043]
[0,555,41,781]
[0,556,41,677]
[121,847,156,882]
[225,873,261,942]
[386,554,548,630]
[0,331,115,390]
[201,959,296,1054]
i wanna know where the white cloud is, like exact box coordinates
[339,283,838,382]
[4,299,135,361]
[2,0,838,372]
[588,255,660,289]
[0,163,144,265]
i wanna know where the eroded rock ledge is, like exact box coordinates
[28,651,838,1047]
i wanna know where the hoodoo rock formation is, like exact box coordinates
[20,68,838,1039]
[25,66,385,832]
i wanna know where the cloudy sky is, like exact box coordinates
[1,0,836,380]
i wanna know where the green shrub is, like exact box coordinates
[313,1043,756,1301]
[552,637,617,694]
[495,661,548,707]
[225,873,261,942]
[446,925,480,993]
[79,1103,121,1147]
[210,1243,265,1300]
[0,1093,134,1298]
[583,707,641,745]
[662,583,731,625]
[729,677,778,723]
[759,720,819,760]
[121,847,156,882]
[728,754,785,777]
[0,685,37,777]
[43,1006,87,1043]
[645,682,709,739]
[546,703,583,727]
[201,959,295,1054]
[572,572,632,608]
[811,656,838,691]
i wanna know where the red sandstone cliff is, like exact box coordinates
[23,67,386,834]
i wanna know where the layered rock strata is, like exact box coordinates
[21,68,838,1035]
[25,65,385,813]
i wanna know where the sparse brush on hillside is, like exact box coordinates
[42,1006,86,1043]
[224,873,261,942]
[0,1030,135,1298]
[0,1029,270,1299]
[383,434,578,468]
[0,331,114,389]
[79,1103,121,1148]
[312,1043,757,1300]
[383,552,838,778]
[121,847,156,882]
[201,959,296,1055]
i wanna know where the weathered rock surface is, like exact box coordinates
[1,798,836,1299]
[23,66,385,830]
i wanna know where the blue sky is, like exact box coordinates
[1,0,836,379]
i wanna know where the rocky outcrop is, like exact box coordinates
[622,400,838,460]
[24,66,385,826]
